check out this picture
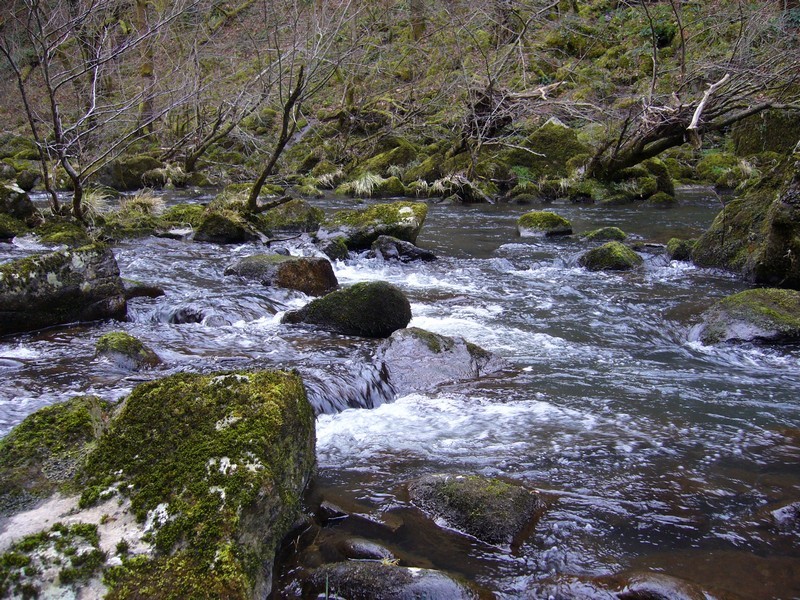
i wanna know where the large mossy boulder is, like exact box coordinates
[308,562,479,600]
[732,110,800,156]
[503,120,589,180]
[79,370,316,598]
[517,210,572,237]
[95,331,161,370]
[0,133,39,160]
[258,199,324,233]
[407,474,546,547]
[0,181,40,226]
[0,244,127,335]
[224,254,338,296]
[694,288,800,344]
[317,201,427,250]
[693,157,800,289]
[0,396,112,515]
[376,327,507,395]
[578,241,643,271]
[0,213,29,241]
[193,211,259,244]
[96,155,162,191]
[282,281,411,338]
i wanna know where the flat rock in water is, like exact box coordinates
[407,473,545,547]
[368,235,437,262]
[376,327,507,394]
[317,201,428,250]
[694,288,800,344]
[308,562,479,600]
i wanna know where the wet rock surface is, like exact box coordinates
[225,253,338,296]
[368,235,437,262]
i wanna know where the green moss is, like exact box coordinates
[404,327,454,354]
[646,191,677,207]
[35,220,91,246]
[517,210,572,237]
[79,370,315,598]
[259,199,324,233]
[0,396,112,514]
[579,241,643,271]
[356,140,419,177]
[0,214,28,239]
[160,203,207,228]
[96,331,160,369]
[583,226,627,241]
[402,154,442,184]
[326,201,427,248]
[502,122,589,180]
[696,152,740,184]
[701,288,800,344]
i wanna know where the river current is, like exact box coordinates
[1,190,799,598]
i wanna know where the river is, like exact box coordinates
[1,189,799,598]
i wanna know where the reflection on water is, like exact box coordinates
[2,189,800,598]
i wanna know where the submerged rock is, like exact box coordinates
[0,396,112,515]
[224,254,338,296]
[694,288,800,344]
[407,473,546,547]
[578,241,643,271]
[95,331,161,370]
[0,244,127,335]
[317,200,428,250]
[78,370,316,598]
[517,210,572,237]
[376,327,507,394]
[308,562,479,600]
[368,235,437,263]
[282,281,411,338]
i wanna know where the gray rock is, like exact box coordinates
[0,244,127,335]
[0,181,41,226]
[282,281,411,338]
[309,562,479,600]
[693,288,800,344]
[407,473,546,547]
[369,235,437,262]
[376,327,507,394]
[122,278,165,300]
[225,254,338,296]
[95,331,161,371]
[771,501,800,530]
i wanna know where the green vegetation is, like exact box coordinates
[699,288,800,344]
[95,331,161,370]
[579,241,643,271]
[0,396,112,514]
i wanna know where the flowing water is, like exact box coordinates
[1,190,800,598]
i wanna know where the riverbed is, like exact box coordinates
[1,190,799,598]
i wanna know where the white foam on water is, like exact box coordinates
[0,344,41,359]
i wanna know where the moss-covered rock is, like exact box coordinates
[0,213,28,241]
[224,254,338,296]
[0,244,127,335]
[368,235,437,262]
[0,181,41,226]
[667,238,696,261]
[316,236,350,261]
[696,152,746,188]
[96,331,161,370]
[502,120,589,180]
[646,191,678,207]
[356,140,419,177]
[193,211,259,244]
[0,133,38,160]
[407,473,546,547]
[693,157,800,288]
[517,210,572,237]
[582,226,627,242]
[578,241,643,271]
[34,219,92,247]
[318,201,427,250]
[160,203,207,229]
[0,396,112,515]
[96,155,163,191]
[282,281,411,338]
[375,327,507,395]
[258,199,324,233]
[308,562,479,600]
[402,153,443,184]
[732,110,800,156]
[694,288,800,344]
[79,370,315,599]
